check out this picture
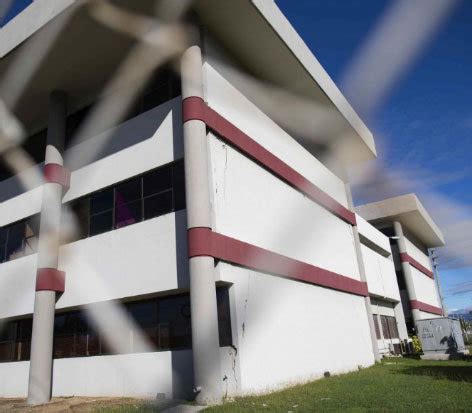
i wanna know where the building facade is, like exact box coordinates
[0,0,444,404]
[356,194,446,334]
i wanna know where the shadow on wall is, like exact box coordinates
[0,97,182,203]
[440,335,459,355]
[399,365,472,383]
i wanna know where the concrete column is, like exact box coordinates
[345,184,381,362]
[181,44,223,405]
[393,300,409,341]
[27,91,67,405]
[393,221,421,327]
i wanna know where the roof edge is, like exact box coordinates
[251,0,377,159]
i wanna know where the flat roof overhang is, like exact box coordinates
[194,0,377,165]
[355,194,445,248]
[0,2,143,132]
[0,0,376,166]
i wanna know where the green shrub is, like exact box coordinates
[412,335,422,353]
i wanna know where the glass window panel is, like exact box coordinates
[0,243,6,263]
[0,321,16,342]
[53,335,75,358]
[6,221,25,260]
[216,288,232,347]
[173,161,186,211]
[89,211,113,237]
[90,189,113,215]
[115,199,142,229]
[24,215,40,255]
[373,315,381,339]
[70,197,90,241]
[0,342,16,362]
[18,340,30,361]
[143,166,172,197]
[0,227,7,245]
[130,300,158,328]
[144,191,173,220]
[158,295,191,350]
[54,313,76,336]
[87,333,100,356]
[129,300,158,350]
[75,333,88,357]
[380,316,390,340]
[18,319,32,341]
[115,178,141,204]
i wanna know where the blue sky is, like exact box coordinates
[276,0,471,311]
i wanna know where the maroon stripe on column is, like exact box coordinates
[188,227,368,297]
[182,97,356,226]
[36,268,65,292]
[44,163,71,189]
[410,299,443,316]
[400,252,434,279]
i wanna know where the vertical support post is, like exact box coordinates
[393,221,421,327]
[28,91,68,405]
[393,300,409,341]
[430,249,447,317]
[345,184,381,362]
[181,43,222,405]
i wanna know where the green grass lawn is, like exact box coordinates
[204,357,472,412]
[95,357,472,412]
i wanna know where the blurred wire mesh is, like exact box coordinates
[0,0,469,399]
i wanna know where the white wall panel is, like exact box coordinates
[218,262,374,393]
[57,211,188,309]
[0,254,36,319]
[52,351,193,398]
[0,186,42,226]
[64,97,183,203]
[356,214,390,254]
[404,237,432,271]
[204,63,348,207]
[210,136,359,280]
[361,244,400,301]
[411,267,441,309]
[0,361,29,397]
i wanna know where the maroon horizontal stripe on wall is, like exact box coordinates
[400,252,434,279]
[36,268,65,292]
[188,227,368,297]
[44,163,71,189]
[183,97,356,226]
[410,299,443,316]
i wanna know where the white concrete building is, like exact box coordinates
[0,0,444,404]
[356,215,409,355]
[356,194,446,335]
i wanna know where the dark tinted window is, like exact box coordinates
[144,191,173,220]
[173,161,186,210]
[0,287,231,362]
[89,188,114,236]
[158,295,192,350]
[89,211,113,237]
[217,288,233,347]
[65,160,185,242]
[143,165,172,197]
[373,315,381,339]
[6,221,25,260]
[115,178,142,229]
[90,189,113,215]
[380,315,399,340]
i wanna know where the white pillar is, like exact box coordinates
[393,221,421,327]
[345,184,381,362]
[28,91,67,405]
[181,44,223,405]
[393,300,409,341]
